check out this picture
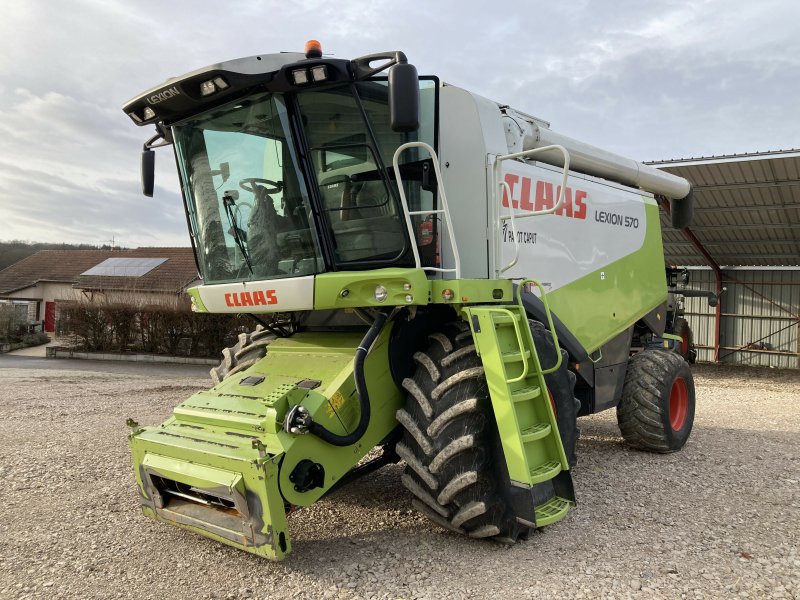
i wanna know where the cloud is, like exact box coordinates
[0,0,798,246]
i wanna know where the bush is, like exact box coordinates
[0,304,22,344]
[55,298,240,358]
[22,331,50,347]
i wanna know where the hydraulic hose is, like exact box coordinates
[306,310,389,447]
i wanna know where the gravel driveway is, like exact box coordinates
[0,360,797,599]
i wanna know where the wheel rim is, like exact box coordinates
[669,377,689,431]
[681,334,689,355]
[548,389,557,417]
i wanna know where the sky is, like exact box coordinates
[1,0,798,248]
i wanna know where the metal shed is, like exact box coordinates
[648,150,800,368]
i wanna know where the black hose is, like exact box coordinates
[307,311,389,447]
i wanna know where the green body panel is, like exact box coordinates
[186,287,207,312]
[429,278,513,305]
[128,329,404,559]
[313,268,430,309]
[543,201,668,353]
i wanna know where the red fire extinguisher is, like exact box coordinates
[418,216,434,246]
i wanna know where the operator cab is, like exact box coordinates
[126,45,439,285]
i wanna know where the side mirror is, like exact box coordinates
[141,149,155,197]
[388,63,420,132]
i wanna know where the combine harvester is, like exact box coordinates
[123,41,696,559]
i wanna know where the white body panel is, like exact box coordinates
[437,85,509,279]
[498,161,650,292]
[435,84,663,285]
[195,275,315,313]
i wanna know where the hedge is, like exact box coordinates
[55,298,242,358]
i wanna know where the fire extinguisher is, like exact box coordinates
[418,216,434,246]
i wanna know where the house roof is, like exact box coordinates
[0,248,198,295]
[647,149,800,267]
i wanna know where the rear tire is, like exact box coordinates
[672,317,696,364]
[617,350,695,452]
[209,326,275,384]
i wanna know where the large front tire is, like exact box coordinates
[397,318,577,542]
[529,320,580,467]
[617,350,695,452]
[396,319,528,541]
[209,326,275,384]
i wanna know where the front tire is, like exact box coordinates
[617,350,695,452]
[529,320,580,467]
[396,319,529,541]
[209,325,275,384]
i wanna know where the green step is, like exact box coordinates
[491,313,521,326]
[529,460,562,484]
[534,496,571,526]
[511,384,541,402]
[501,348,531,363]
[520,422,551,442]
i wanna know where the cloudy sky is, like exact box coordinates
[1,0,798,247]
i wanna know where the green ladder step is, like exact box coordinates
[511,385,541,402]
[492,313,521,326]
[520,422,551,442]
[534,496,571,527]
[529,460,562,484]
[501,349,531,363]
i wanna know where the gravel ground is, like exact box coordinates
[0,360,797,599]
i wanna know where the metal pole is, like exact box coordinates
[659,198,723,362]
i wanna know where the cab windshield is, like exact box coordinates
[173,81,436,285]
[174,92,322,284]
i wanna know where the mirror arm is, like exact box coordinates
[351,51,409,79]
[144,131,171,151]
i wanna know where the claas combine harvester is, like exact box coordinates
[123,41,697,559]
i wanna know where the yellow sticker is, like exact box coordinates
[326,391,346,419]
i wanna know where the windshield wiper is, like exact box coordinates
[222,191,253,274]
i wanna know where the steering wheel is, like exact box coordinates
[239,178,283,196]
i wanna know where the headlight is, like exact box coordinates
[311,65,327,82]
[374,285,388,302]
[292,69,309,85]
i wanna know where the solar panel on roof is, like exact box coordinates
[81,257,167,277]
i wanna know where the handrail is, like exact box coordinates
[495,144,571,274]
[483,307,530,384]
[516,278,562,375]
[499,180,520,273]
[392,142,461,278]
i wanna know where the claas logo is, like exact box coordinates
[224,290,278,307]
[501,174,587,220]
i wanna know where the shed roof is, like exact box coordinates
[648,149,800,267]
[0,248,198,295]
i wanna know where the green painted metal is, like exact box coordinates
[543,201,668,353]
[429,278,513,306]
[186,286,208,313]
[128,329,404,559]
[314,268,430,310]
[462,296,572,526]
